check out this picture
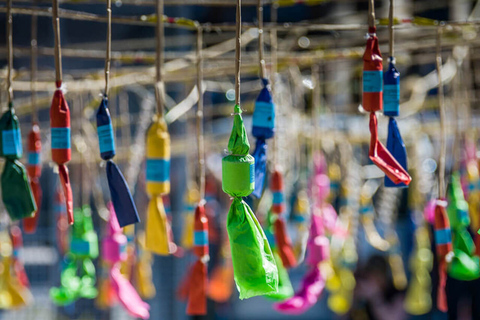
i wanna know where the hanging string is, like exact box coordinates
[234,0,241,106]
[388,0,394,58]
[196,27,205,200]
[436,26,446,199]
[155,0,165,116]
[52,0,62,85]
[6,0,13,105]
[30,11,38,122]
[270,4,278,94]
[270,3,278,165]
[257,0,266,80]
[104,0,112,96]
[312,64,320,155]
[368,0,375,30]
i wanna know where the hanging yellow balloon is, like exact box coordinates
[135,232,156,299]
[120,224,136,278]
[387,234,408,291]
[359,192,390,252]
[181,187,200,250]
[3,256,33,308]
[145,116,171,255]
[404,226,433,315]
[291,190,310,263]
[0,231,32,309]
[327,163,341,203]
[327,267,356,315]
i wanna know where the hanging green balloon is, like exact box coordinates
[0,105,36,220]
[447,172,470,229]
[263,211,294,301]
[446,172,480,281]
[448,249,480,281]
[222,105,278,299]
[50,205,98,305]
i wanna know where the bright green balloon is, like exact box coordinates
[227,195,278,299]
[50,206,98,306]
[266,250,294,301]
[448,250,480,281]
[447,172,470,230]
[223,105,278,299]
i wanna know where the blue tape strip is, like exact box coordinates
[97,124,115,154]
[70,239,90,255]
[28,152,41,165]
[435,228,452,246]
[2,128,22,156]
[292,214,306,222]
[252,101,275,129]
[272,192,284,205]
[383,84,400,114]
[363,70,383,93]
[359,205,372,215]
[194,230,208,246]
[51,127,71,150]
[250,163,255,183]
[185,205,195,211]
[146,159,170,182]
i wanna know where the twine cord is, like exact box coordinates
[312,64,321,154]
[52,0,62,85]
[388,0,394,58]
[155,0,165,116]
[196,27,205,200]
[368,0,375,29]
[31,10,38,121]
[270,3,278,165]
[234,0,241,106]
[104,0,112,96]
[257,0,266,79]
[6,0,13,104]
[436,26,446,198]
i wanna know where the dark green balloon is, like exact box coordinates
[1,159,36,220]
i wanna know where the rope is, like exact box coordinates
[234,0,241,106]
[312,64,321,154]
[388,0,394,58]
[368,0,375,29]
[270,3,278,164]
[31,8,38,122]
[52,0,63,86]
[257,0,266,79]
[6,0,13,104]
[196,27,205,200]
[104,0,112,96]
[436,26,446,198]
[155,0,165,116]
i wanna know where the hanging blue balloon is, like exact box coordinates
[385,117,408,188]
[251,78,275,199]
[252,79,275,139]
[96,96,140,227]
[96,98,116,160]
[383,57,400,117]
[106,160,140,227]
[251,139,267,198]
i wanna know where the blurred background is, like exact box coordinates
[0,0,479,319]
